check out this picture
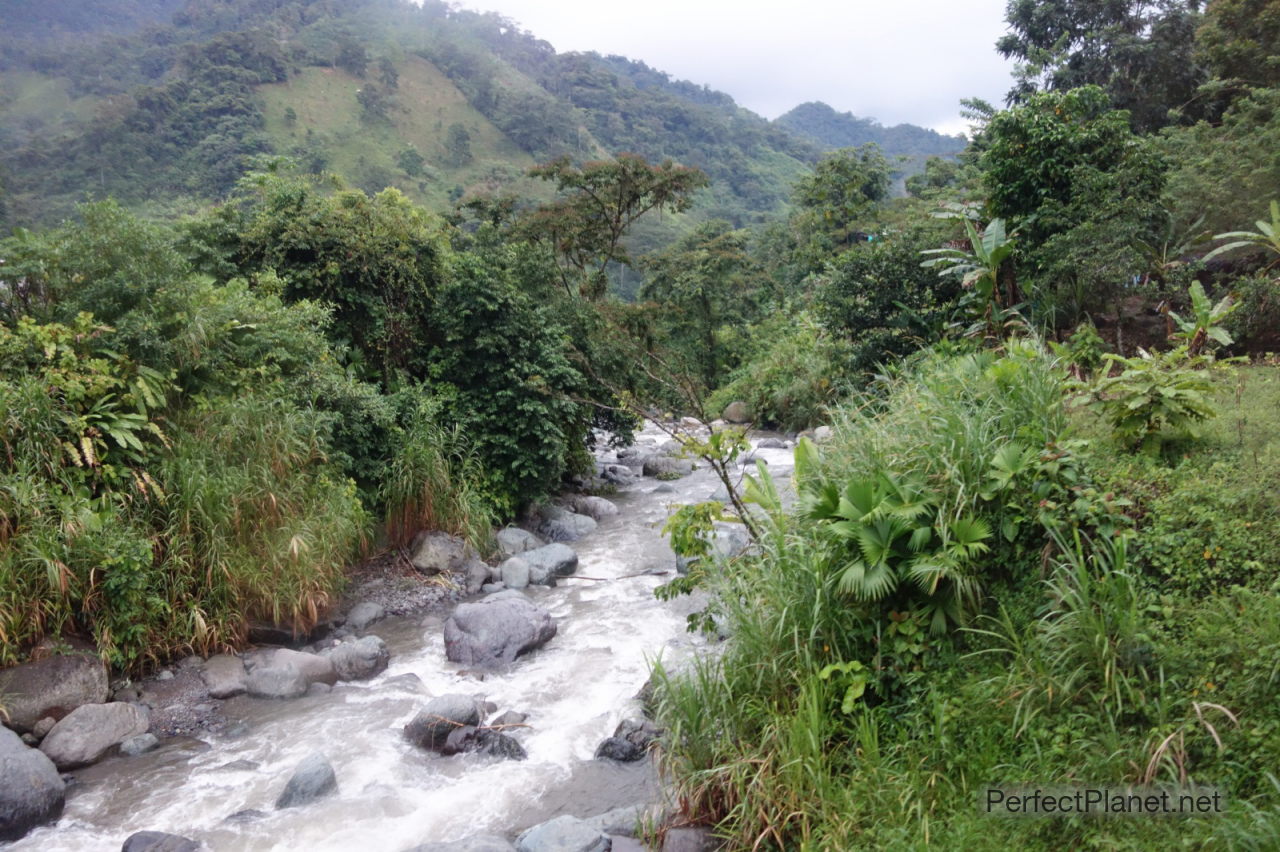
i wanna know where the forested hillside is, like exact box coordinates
[0,0,947,234]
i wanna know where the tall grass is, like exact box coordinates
[378,398,495,552]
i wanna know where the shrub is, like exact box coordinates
[1087,347,1219,452]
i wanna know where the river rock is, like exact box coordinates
[322,635,389,681]
[38,702,149,770]
[594,718,661,763]
[31,717,56,739]
[496,527,543,557]
[522,544,578,581]
[538,507,597,543]
[443,592,557,666]
[756,437,787,449]
[200,655,247,699]
[475,729,527,760]
[516,815,610,852]
[121,830,202,851]
[275,753,337,809]
[481,583,505,594]
[722,401,751,423]
[490,710,526,727]
[0,727,64,841]
[404,694,481,751]
[500,557,531,591]
[598,463,635,485]
[643,456,694,479]
[120,733,160,756]
[565,496,619,521]
[407,836,516,852]
[345,601,385,631]
[709,524,751,561]
[255,649,337,688]
[410,532,474,574]
[0,651,109,733]
[462,557,490,595]
[813,425,834,442]
[243,663,308,699]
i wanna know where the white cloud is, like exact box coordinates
[449,0,1014,133]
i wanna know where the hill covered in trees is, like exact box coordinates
[0,0,953,232]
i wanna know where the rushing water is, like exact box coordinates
[10,425,794,852]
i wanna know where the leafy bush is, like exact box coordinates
[706,312,854,431]
[1087,347,1219,452]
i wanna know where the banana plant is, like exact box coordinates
[921,217,1020,341]
[1165,281,1238,356]
[1203,200,1280,268]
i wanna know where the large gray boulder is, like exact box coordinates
[496,527,543,558]
[323,636,390,681]
[598,463,636,486]
[0,727,64,841]
[345,601,385,631]
[443,592,556,666]
[643,457,694,479]
[538,507,597,543]
[516,815,610,852]
[594,718,662,763]
[251,649,336,688]
[461,557,491,595]
[243,663,308,699]
[411,532,475,574]
[500,557,531,591]
[200,655,247,699]
[121,831,202,851]
[407,836,516,852]
[721,401,752,424]
[39,702,149,770]
[521,544,578,584]
[0,651,109,733]
[403,694,481,752]
[565,496,619,521]
[275,753,337,809]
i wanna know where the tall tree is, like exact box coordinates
[998,0,1206,130]
[520,153,709,299]
[791,144,891,267]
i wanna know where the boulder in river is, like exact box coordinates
[499,557,531,591]
[516,815,610,852]
[243,663,308,700]
[121,830,202,851]
[0,651,109,733]
[756,437,788,449]
[275,752,337,809]
[200,655,246,699]
[721,401,752,423]
[598,463,635,486]
[404,694,482,752]
[496,527,543,558]
[39,702,149,770]
[462,557,490,595]
[537,506,597,543]
[594,717,661,763]
[0,726,65,841]
[661,827,717,852]
[251,649,336,688]
[443,592,557,666]
[565,495,619,521]
[119,733,160,756]
[410,531,475,574]
[345,601,385,631]
[521,543,578,583]
[643,456,694,479]
[323,635,390,681]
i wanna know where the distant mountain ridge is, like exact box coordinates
[777,101,965,158]
[0,0,963,230]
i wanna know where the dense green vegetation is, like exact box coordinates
[3,0,1280,846]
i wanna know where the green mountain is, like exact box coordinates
[0,0,955,231]
[776,101,966,157]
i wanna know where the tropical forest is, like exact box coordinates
[0,0,1278,850]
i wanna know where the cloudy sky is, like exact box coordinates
[453,0,1016,136]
